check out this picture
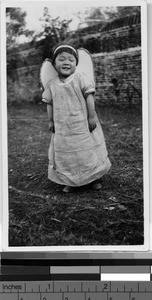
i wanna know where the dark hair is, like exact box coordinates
[52,45,78,65]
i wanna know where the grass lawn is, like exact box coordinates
[7,103,144,246]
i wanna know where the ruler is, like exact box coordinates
[1,255,152,299]
[1,281,152,300]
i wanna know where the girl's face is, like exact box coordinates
[54,51,77,78]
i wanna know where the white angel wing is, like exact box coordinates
[77,48,95,85]
[40,59,57,89]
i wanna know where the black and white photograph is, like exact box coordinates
[1,0,149,250]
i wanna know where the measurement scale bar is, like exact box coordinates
[2,252,152,260]
[1,281,152,300]
[101,273,151,281]
[0,265,151,281]
[1,266,50,275]
[0,274,151,282]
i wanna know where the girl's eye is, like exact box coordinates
[58,57,75,62]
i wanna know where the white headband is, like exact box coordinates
[54,45,77,54]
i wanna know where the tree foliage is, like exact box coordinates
[6,7,33,46]
[38,7,72,59]
[105,6,140,21]
[75,7,106,29]
[83,7,106,27]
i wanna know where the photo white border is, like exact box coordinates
[148,0,152,252]
[0,0,149,252]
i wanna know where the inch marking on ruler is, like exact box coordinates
[0,281,152,300]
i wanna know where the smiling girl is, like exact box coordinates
[42,45,111,192]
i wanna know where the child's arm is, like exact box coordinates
[47,104,55,133]
[86,93,97,132]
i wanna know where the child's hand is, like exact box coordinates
[88,116,97,132]
[48,121,55,133]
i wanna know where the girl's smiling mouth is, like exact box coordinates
[62,67,70,70]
